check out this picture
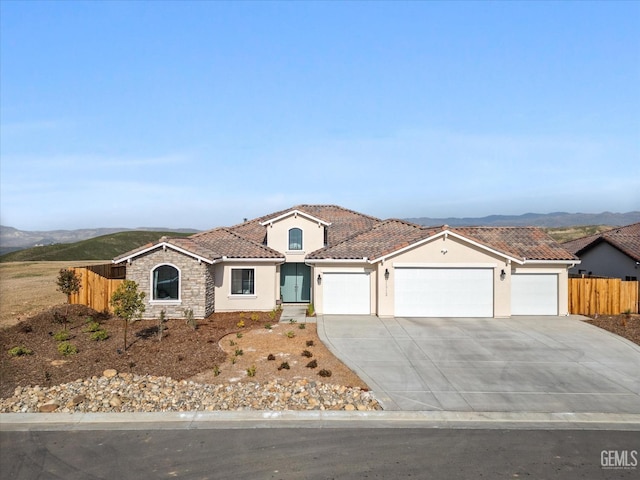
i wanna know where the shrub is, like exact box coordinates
[265,323,272,330]
[301,350,313,358]
[110,280,145,352]
[246,365,257,377]
[250,313,260,322]
[306,359,318,369]
[229,340,236,346]
[267,353,276,361]
[268,309,277,320]
[212,365,221,376]
[85,321,101,333]
[184,308,196,330]
[53,330,71,342]
[239,312,246,319]
[306,303,315,316]
[289,319,297,324]
[299,323,306,330]
[235,348,244,356]
[318,369,332,377]
[285,331,296,338]
[306,340,314,347]
[236,332,243,339]
[278,362,290,370]
[57,342,78,356]
[8,346,33,357]
[90,330,109,341]
[237,320,245,328]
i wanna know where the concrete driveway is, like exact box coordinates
[317,315,640,413]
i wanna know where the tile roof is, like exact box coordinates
[308,222,577,262]
[453,227,578,261]
[562,223,640,261]
[114,228,284,263]
[229,204,381,246]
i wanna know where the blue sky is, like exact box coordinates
[1,1,639,230]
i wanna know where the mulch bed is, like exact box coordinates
[0,304,279,398]
[584,314,640,346]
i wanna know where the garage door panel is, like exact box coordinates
[323,273,370,315]
[511,274,557,315]
[395,268,493,317]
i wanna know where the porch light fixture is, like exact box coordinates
[317,274,322,285]
[384,269,390,280]
[500,269,506,280]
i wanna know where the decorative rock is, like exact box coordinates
[72,394,86,406]
[103,369,118,378]
[109,396,122,407]
[39,403,59,413]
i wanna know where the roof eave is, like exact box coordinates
[113,242,216,265]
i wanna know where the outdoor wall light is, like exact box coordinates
[500,269,506,280]
[317,274,322,285]
[384,269,390,280]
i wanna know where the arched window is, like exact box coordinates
[152,264,180,300]
[289,228,303,250]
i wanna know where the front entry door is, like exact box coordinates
[281,263,311,303]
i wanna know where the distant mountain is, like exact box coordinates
[0,226,199,256]
[0,230,194,262]
[404,212,640,228]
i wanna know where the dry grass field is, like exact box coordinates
[0,261,108,329]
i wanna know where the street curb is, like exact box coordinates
[2,411,640,431]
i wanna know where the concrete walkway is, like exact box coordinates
[317,315,640,413]
[279,304,314,324]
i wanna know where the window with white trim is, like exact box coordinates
[289,228,302,250]
[231,268,255,295]
[153,264,180,300]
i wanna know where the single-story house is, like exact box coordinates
[113,205,579,319]
[563,223,640,280]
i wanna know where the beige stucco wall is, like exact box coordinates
[213,262,279,312]
[375,234,510,317]
[312,264,376,315]
[264,215,326,261]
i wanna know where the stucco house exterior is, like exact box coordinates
[114,205,579,319]
[563,223,640,280]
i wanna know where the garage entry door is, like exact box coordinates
[395,268,494,317]
[322,273,371,315]
[511,274,558,315]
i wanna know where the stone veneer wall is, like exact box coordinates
[126,247,215,319]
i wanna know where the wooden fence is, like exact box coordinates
[69,266,125,313]
[568,278,639,315]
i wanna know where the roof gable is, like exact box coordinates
[563,222,640,261]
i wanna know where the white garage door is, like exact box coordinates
[511,274,558,315]
[395,268,494,317]
[323,273,370,315]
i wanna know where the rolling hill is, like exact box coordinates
[0,231,192,263]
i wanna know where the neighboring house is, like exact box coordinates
[563,223,640,280]
[114,205,579,319]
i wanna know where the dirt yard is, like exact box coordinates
[584,313,640,346]
[0,261,107,328]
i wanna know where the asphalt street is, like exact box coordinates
[2,428,638,479]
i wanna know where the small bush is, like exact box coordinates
[229,340,236,346]
[278,362,290,370]
[57,342,78,356]
[236,332,243,339]
[8,346,33,357]
[289,319,297,324]
[250,313,260,322]
[318,369,332,378]
[267,353,276,361]
[306,303,315,316]
[306,340,314,347]
[285,331,296,338]
[268,309,277,320]
[84,321,101,333]
[85,316,94,323]
[306,359,318,369]
[90,330,109,341]
[299,323,306,330]
[235,348,244,356]
[237,320,245,328]
[53,330,71,342]
[246,365,257,377]
[239,312,246,319]
[230,356,237,365]
[212,365,221,376]
[184,308,196,330]
[301,350,313,358]
[265,323,272,330]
